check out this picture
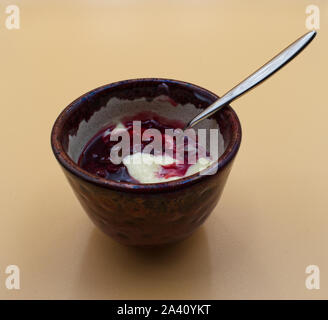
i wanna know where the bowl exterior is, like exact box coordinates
[62,160,235,246]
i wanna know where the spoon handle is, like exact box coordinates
[186,30,317,128]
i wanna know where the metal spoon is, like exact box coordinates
[185,30,317,129]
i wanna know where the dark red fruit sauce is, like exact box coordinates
[78,112,203,183]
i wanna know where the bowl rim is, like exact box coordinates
[51,78,242,193]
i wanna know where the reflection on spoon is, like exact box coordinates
[186,31,317,129]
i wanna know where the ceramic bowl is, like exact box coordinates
[51,78,242,246]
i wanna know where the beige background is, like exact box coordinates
[0,0,327,299]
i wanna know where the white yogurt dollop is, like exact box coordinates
[108,122,214,184]
[123,152,212,184]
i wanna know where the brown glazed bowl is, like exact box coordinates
[51,78,241,246]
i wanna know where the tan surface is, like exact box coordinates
[0,0,327,299]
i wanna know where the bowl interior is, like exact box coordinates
[53,79,240,187]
